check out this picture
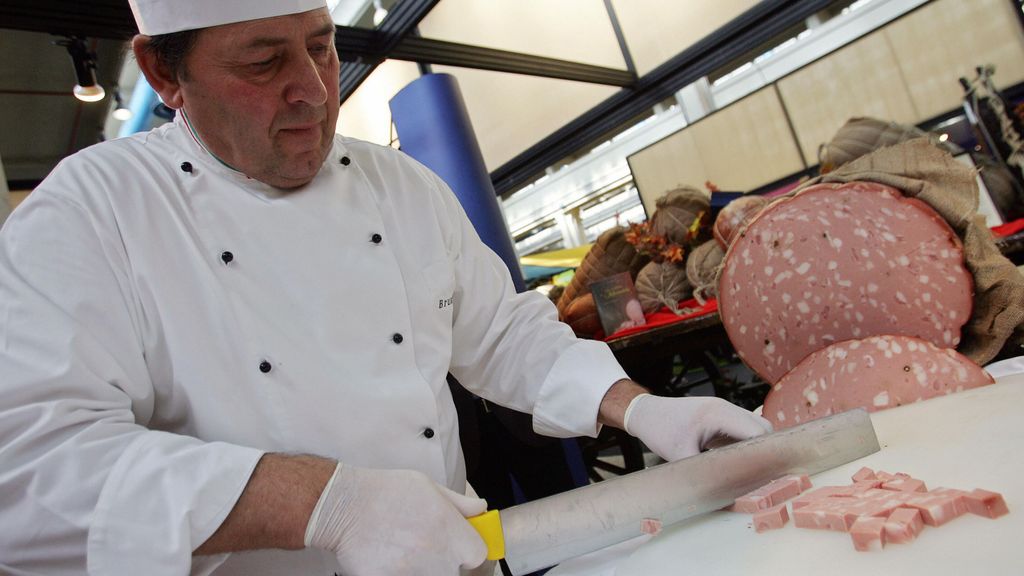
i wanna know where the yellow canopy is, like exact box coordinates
[519,244,593,268]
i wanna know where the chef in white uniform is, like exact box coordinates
[0,2,772,575]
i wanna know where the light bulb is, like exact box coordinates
[373,6,388,26]
[74,84,106,102]
[113,106,133,121]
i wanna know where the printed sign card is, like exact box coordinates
[590,272,647,336]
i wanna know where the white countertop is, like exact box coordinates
[549,373,1024,576]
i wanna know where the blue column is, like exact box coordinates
[118,75,159,138]
[389,73,526,292]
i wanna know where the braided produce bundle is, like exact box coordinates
[635,260,692,315]
[651,186,711,246]
[685,239,725,305]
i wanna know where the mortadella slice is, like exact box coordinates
[763,335,993,429]
[718,181,974,384]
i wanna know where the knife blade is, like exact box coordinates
[468,408,879,575]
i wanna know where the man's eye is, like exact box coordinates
[250,57,276,69]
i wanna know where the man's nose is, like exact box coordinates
[284,55,328,106]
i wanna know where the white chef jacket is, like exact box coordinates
[0,115,628,575]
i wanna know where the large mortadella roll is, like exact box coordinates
[718,181,974,384]
[762,335,994,429]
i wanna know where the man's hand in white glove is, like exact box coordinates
[305,463,488,576]
[599,379,772,462]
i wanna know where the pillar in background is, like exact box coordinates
[389,73,525,292]
[118,75,159,138]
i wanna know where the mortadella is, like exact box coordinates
[762,335,994,429]
[718,182,974,384]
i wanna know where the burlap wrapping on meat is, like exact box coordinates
[686,239,724,305]
[555,227,648,321]
[650,186,710,246]
[797,138,1024,366]
[818,117,958,173]
[635,260,691,315]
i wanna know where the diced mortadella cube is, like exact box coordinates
[905,490,967,526]
[731,474,811,512]
[792,486,851,509]
[848,479,884,493]
[766,476,807,506]
[930,488,969,516]
[884,508,924,544]
[881,477,928,493]
[730,494,770,513]
[851,467,877,482]
[753,504,790,533]
[964,489,1009,519]
[874,471,897,482]
[640,518,663,536]
[850,517,886,551]
[793,500,848,532]
[859,491,916,520]
[797,474,813,491]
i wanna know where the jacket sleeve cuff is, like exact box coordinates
[530,339,629,438]
[87,431,264,576]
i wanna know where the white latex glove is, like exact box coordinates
[624,394,773,461]
[305,463,488,576]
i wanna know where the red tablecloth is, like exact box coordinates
[602,298,719,342]
[992,218,1024,238]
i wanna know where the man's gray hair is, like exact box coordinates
[140,29,200,80]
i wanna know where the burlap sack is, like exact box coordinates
[818,117,957,173]
[687,239,724,305]
[797,138,1024,366]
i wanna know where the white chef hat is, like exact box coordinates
[129,0,329,36]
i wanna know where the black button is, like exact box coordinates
[340,156,351,166]
[180,161,193,173]
[371,233,383,244]
[423,428,435,439]
[392,333,404,344]
[259,360,272,373]
[220,251,234,264]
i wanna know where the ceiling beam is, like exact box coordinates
[337,0,440,102]
[488,0,837,197]
[0,1,137,40]
[389,36,635,87]
[335,27,635,88]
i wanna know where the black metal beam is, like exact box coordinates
[337,0,439,102]
[389,36,635,87]
[1,0,138,40]
[489,0,836,196]
[335,26,634,87]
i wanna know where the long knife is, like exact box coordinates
[468,408,880,575]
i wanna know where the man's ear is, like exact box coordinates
[132,35,184,109]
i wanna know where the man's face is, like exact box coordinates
[177,9,340,189]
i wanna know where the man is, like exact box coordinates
[0,2,771,575]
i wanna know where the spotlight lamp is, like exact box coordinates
[373,0,389,26]
[57,37,106,103]
[112,90,133,121]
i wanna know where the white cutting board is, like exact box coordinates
[612,374,1024,576]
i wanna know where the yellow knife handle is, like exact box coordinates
[467,509,505,561]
